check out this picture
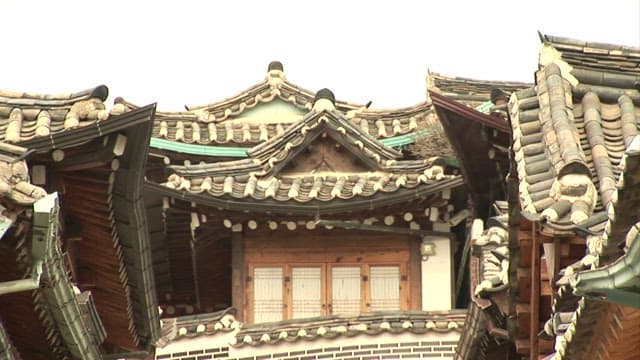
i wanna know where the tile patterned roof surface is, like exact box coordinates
[508,33,640,229]
[156,308,239,348]
[0,143,46,205]
[0,85,109,143]
[427,71,532,108]
[510,34,640,360]
[162,105,460,206]
[231,310,466,347]
[471,218,510,297]
[118,62,435,145]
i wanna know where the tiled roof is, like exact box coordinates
[427,71,532,108]
[539,33,640,74]
[545,148,640,350]
[156,308,239,347]
[185,61,365,116]
[231,310,466,347]
[160,102,460,208]
[0,84,161,352]
[0,85,110,143]
[472,220,509,297]
[0,142,46,205]
[508,33,640,230]
[510,34,640,360]
[118,62,435,145]
[141,101,432,144]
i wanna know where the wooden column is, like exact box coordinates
[231,230,245,322]
[409,237,422,310]
[530,223,540,359]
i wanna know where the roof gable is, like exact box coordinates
[160,91,459,210]
[247,108,403,177]
[231,97,306,124]
[118,62,435,145]
[185,62,365,121]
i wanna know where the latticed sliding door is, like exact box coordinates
[250,263,406,322]
[369,266,401,311]
[330,266,362,315]
[253,267,283,322]
[291,266,323,319]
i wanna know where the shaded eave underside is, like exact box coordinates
[18,105,162,348]
[429,91,510,132]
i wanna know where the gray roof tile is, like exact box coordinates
[162,106,459,205]
[509,34,640,228]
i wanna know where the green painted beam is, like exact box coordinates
[149,131,424,157]
[150,138,249,157]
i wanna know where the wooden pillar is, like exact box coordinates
[530,223,540,359]
[231,230,245,322]
[409,237,422,310]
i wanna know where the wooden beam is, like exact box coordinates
[530,223,540,360]
[231,231,245,322]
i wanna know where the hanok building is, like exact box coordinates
[0,87,160,358]
[132,62,471,359]
[431,34,640,360]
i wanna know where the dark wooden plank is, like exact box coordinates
[409,237,422,310]
[231,232,245,322]
[531,224,540,360]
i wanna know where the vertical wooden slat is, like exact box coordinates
[409,238,421,310]
[362,265,370,313]
[530,223,540,359]
[231,233,245,321]
[284,264,291,320]
[400,263,410,310]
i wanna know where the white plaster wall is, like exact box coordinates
[421,236,453,311]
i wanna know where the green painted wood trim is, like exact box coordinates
[150,138,249,157]
[149,131,426,157]
[36,193,104,359]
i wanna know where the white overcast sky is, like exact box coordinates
[1,1,639,110]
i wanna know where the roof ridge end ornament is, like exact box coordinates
[539,44,579,87]
[267,61,285,86]
[313,88,336,112]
